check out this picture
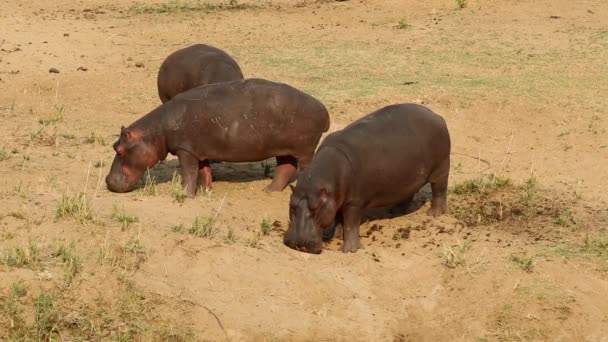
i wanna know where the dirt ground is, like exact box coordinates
[1,0,608,340]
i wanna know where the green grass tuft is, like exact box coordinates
[56,192,95,223]
[111,205,139,230]
[450,174,512,195]
[511,255,534,273]
[54,243,83,285]
[260,216,271,235]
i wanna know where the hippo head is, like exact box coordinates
[284,184,337,254]
[106,127,161,193]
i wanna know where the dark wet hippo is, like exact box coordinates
[106,78,330,197]
[157,44,244,103]
[284,104,451,254]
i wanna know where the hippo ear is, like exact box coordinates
[289,184,296,193]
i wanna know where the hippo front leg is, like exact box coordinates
[341,206,362,253]
[177,151,200,198]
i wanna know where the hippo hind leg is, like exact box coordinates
[198,159,212,191]
[264,155,298,192]
[427,157,450,217]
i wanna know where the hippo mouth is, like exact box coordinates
[105,155,140,193]
[283,224,323,254]
[283,238,323,254]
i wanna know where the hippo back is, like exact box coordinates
[157,44,244,103]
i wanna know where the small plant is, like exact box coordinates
[171,224,186,233]
[34,293,61,341]
[396,18,410,29]
[11,280,27,298]
[456,0,467,8]
[260,216,272,235]
[245,232,261,248]
[449,174,511,195]
[99,232,147,271]
[94,160,105,168]
[562,144,573,151]
[441,239,471,268]
[511,254,534,272]
[581,236,608,259]
[61,133,76,140]
[3,242,41,268]
[83,132,107,145]
[54,243,82,285]
[38,106,64,126]
[0,148,10,161]
[1,280,27,333]
[112,205,139,230]
[170,171,188,203]
[139,169,159,196]
[56,192,95,223]
[224,226,238,244]
[189,216,217,238]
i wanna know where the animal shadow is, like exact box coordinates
[143,158,277,185]
[322,184,432,241]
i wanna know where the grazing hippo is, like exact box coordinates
[106,78,330,197]
[157,44,244,103]
[284,104,451,254]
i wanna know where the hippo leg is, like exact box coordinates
[341,206,362,253]
[177,151,199,198]
[322,212,344,241]
[198,159,212,190]
[264,155,298,192]
[427,157,450,217]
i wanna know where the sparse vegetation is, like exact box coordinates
[0,148,10,161]
[224,226,238,244]
[396,18,410,30]
[33,293,62,341]
[449,174,511,196]
[37,106,64,126]
[1,280,27,336]
[56,192,95,223]
[99,233,147,272]
[170,171,188,203]
[139,169,159,196]
[456,0,467,9]
[260,216,271,235]
[112,205,139,230]
[441,239,471,268]
[129,0,254,15]
[189,216,218,238]
[511,254,534,272]
[54,243,83,285]
[2,242,41,268]
[245,232,262,248]
[83,132,107,145]
[94,160,105,168]
[581,236,608,259]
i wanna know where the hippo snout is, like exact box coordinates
[284,228,323,254]
[105,173,135,193]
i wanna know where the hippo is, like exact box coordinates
[157,44,244,103]
[106,78,330,197]
[284,103,451,254]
